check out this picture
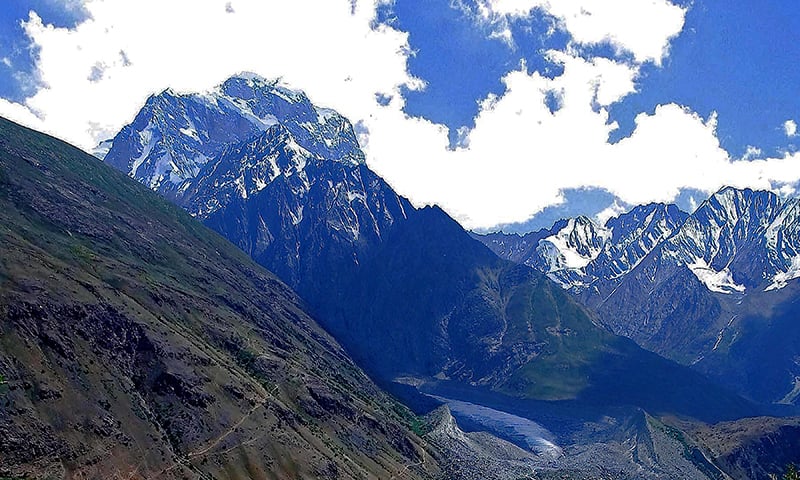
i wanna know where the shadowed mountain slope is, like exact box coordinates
[101,77,757,423]
[0,117,441,479]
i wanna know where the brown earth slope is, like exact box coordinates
[0,116,440,479]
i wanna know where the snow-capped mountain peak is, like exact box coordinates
[479,203,689,290]
[479,186,800,296]
[181,123,322,217]
[103,74,364,197]
[662,187,781,291]
[536,216,610,272]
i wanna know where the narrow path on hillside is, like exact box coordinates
[154,400,267,477]
[389,448,430,479]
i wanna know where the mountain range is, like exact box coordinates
[476,188,800,406]
[11,71,783,478]
[98,73,756,420]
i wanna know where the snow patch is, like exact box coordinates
[254,175,269,192]
[92,139,113,160]
[777,376,800,405]
[712,315,737,351]
[235,71,267,83]
[538,218,610,271]
[347,190,365,204]
[150,153,175,189]
[290,205,304,225]
[130,127,156,177]
[688,258,745,294]
[218,95,278,130]
[272,86,304,104]
[316,107,337,124]
[260,113,279,127]
[234,175,247,199]
[283,137,309,173]
[179,127,200,141]
[766,255,800,291]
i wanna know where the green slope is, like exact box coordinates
[0,117,440,479]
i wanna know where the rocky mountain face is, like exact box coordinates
[476,188,800,405]
[103,73,363,201]
[423,401,730,480]
[0,117,442,479]
[688,416,800,480]
[477,203,689,292]
[102,74,757,425]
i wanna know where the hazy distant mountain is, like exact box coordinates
[476,187,800,405]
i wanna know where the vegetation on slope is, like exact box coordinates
[0,117,439,479]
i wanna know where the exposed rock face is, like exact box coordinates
[476,190,800,405]
[0,116,440,479]
[103,74,363,199]
[689,417,800,480]
[476,203,688,292]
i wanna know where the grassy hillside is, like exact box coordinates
[0,117,440,479]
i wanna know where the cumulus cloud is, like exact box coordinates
[475,0,687,65]
[3,0,800,230]
[596,200,628,225]
[742,145,763,160]
[785,119,798,137]
[1,0,420,148]
[42,0,90,18]
[365,50,800,228]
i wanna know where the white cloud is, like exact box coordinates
[742,145,762,160]
[475,0,687,65]
[0,0,420,148]
[779,183,797,197]
[37,0,90,19]
[686,195,698,214]
[3,0,800,231]
[47,0,87,13]
[0,97,46,128]
[595,199,628,225]
[364,52,800,228]
[785,119,797,137]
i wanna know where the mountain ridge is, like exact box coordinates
[0,115,441,479]
[103,74,364,204]
[475,186,800,405]
[101,76,758,424]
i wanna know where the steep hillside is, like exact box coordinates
[688,416,800,480]
[102,76,756,423]
[0,117,440,479]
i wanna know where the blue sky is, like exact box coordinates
[376,0,569,147]
[610,0,800,158]
[1,0,799,231]
[378,0,800,160]
[0,1,87,101]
